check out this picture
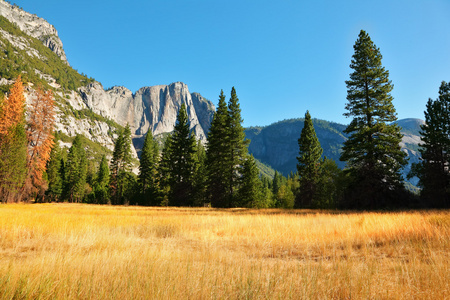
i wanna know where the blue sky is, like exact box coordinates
[12,0,450,127]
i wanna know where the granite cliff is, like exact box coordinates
[0,0,67,62]
[0,1,215,158]
[79,81,214,149]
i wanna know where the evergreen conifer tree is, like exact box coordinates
[0,76,28,202]
[226,87,249,207]
[0,123,27,202]
[163,103,198,206]
[158,135,173,206]
[206,90,229,207]
[238,155,263,207]
[192,140,207,206]
[46,140,63,201]
[272,171,281,206]
[206,88,249,207]
[410,81,450,207]
[315,157,342,209]
[296,111,323,207]
[92,155,110,204]
[64,135,87,203]
[110,124,134,205]
[138,130,159,205]
[340,30,406,208]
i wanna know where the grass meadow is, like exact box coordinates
[0,204,449,299]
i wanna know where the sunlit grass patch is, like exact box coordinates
[0,204,448,299]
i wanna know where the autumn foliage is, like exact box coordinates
[0,77,56,202]
[23,86,56,197]
[0,76,27,202]
[0,75,25,137]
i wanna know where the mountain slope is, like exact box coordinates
[245,118,423,185]
[0,1,215,160]
[245,119,347,175]
[0,0,67,61]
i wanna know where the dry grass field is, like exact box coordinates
[0,204,449,299]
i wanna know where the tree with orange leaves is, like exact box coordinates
[0,75,25,136]
[22,86,56,200]
[0,76,27,202]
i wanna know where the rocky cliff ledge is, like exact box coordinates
[79,81,215,145]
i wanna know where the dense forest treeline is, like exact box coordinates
[1,30,449,208]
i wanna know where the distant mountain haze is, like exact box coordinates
[245,118,422,186]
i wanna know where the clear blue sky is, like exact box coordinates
[12,0,450,127]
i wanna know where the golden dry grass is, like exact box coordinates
[0,204,449,299]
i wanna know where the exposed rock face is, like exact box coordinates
[395,118,425,186]
[79,81,215,146]
[191,92,215,134]
[0,0,215,161]
[20,84,125,155]
[0,0,67,62]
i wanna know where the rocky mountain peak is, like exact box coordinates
[0,0,67,62]
[79,81,215,148]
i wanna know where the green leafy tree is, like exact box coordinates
[410,81,450,208]
[64,135,87,203]
[276,184,295,209]
[138,130,160,205]
[296,111,323,207]
[206,90,230,207]
[340,30,407,209]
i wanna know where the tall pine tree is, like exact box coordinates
[296,111,323,207]
[110,124,134,205]
[340,30,406,208]
[162,103,198,206]
[138,130,159,205]
[206,90,229,207]
[206,87,250,207]
[158,135,173,206]
[410,81,450,208]
[238,154,263,208]
[192,140,207,206]
[46,139,63,202]
[226,87,249,207]
[92,155,110,204]
[64,135,87,203]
